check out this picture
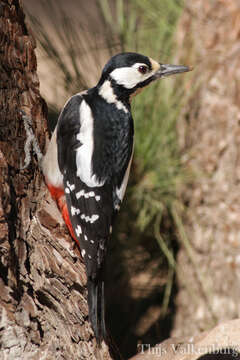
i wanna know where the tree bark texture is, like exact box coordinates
[0,1,111,358]
[173,1,240,337]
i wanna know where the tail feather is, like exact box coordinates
[87,278,107,343]
[100,281,106,337]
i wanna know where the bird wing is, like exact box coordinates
[57,94,113,279]
[56,91,133,342]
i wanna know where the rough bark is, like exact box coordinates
[0,1,111,358]
[173,1,240,337]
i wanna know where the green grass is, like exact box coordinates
[95,1,191,348]
[95,0,186,222]
[99,0,187,264]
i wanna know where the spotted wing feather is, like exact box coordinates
[57,94,114,278]
[63,176,113,278]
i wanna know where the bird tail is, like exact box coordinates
[87,278,107,344]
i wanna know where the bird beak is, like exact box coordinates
[154,63,192,79]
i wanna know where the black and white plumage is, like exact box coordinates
[42,52,190,343]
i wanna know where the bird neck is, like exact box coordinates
[96,78,131,110]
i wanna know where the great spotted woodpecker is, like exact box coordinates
[42,52,190,343]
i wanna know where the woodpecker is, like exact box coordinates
[42,52,190,343]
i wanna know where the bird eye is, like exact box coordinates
[138,65,148,74]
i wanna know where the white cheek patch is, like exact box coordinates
[110,63,154,89]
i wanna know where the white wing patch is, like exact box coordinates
[81,249,86,258]
[75,225,82,237]
[71,206,80,216]
[75,189,100,201]
[42,90,90,190]
[80,214,99,223]
[110,63,155,89]
[98,80,128,113]
[116,149,134,202]
[66,181,75,191]
[76,100,105,187]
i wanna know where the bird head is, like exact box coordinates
[97,52,191,102]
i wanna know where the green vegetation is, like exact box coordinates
[27,0,190,356]
[98,0,187,309]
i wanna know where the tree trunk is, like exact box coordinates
[0,1,111,358]
[172,0,240,337]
